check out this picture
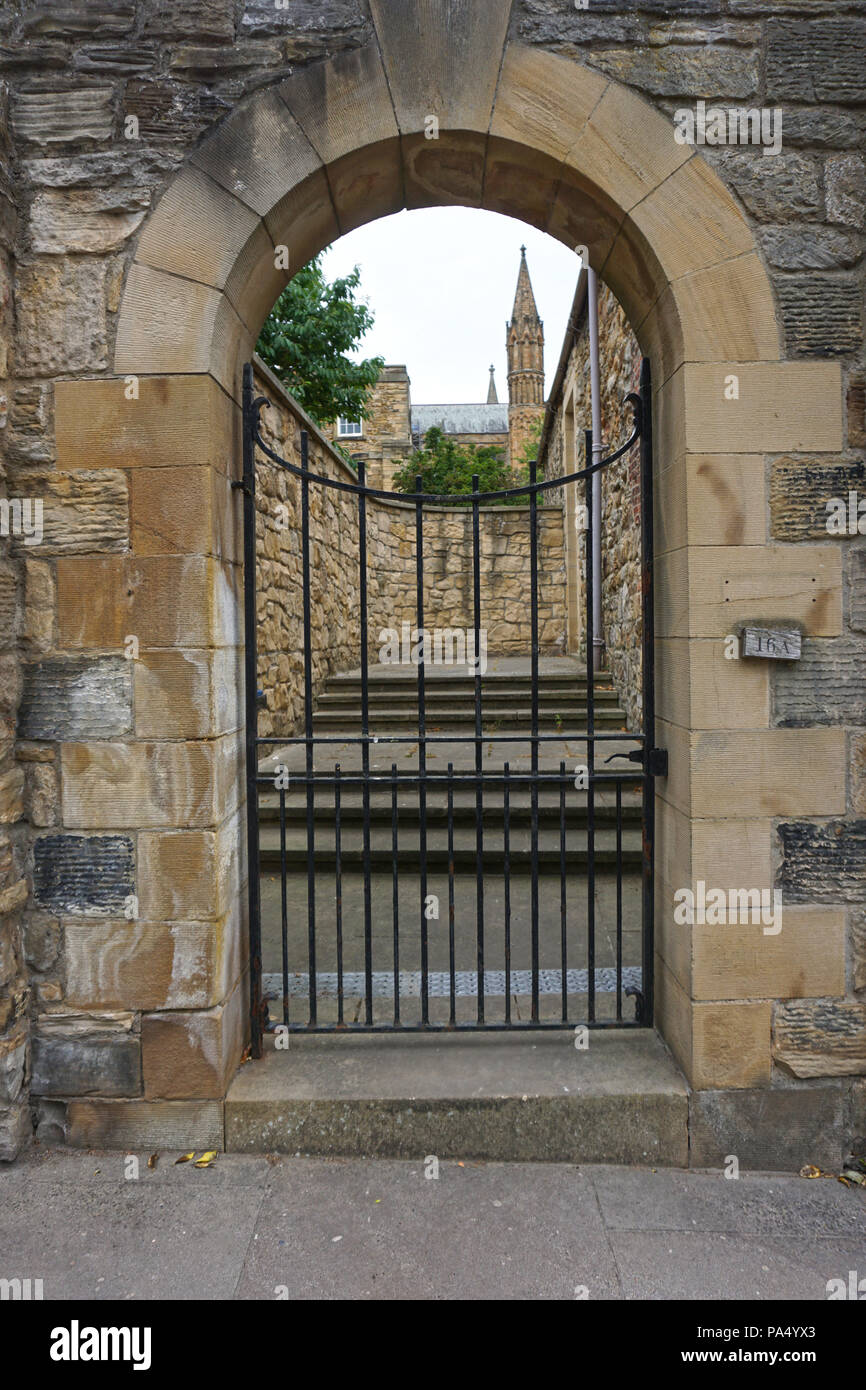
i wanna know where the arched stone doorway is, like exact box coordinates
[49,10,848,1154]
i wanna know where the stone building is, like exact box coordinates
[328,247,547,484]
[0,1,863,1169]
[540,278,643,728]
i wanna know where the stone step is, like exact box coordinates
[224,1030,689,1165]
[311,707,627,730]
[316,684,616,706]
[327,668,604,690]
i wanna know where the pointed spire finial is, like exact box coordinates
[487,365,499,405]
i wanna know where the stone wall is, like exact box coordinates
[0,0,862,1154]
[255,361,567,737]
[542,285,642,728]
[326,365,412,490]
[0,84,30,1161]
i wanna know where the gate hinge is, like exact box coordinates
[232,479,251,496]
[624,747,668,777]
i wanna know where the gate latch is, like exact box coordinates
[622,747,668,777]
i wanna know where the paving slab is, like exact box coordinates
[235,1156,620,1300]
[591,1165,866,1239]
[609,1232,866,1302]
[3,1149,862,1301]
[0,1157,266,1300]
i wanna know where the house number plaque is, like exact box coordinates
[740,626,802,661]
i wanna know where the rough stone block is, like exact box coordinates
[30,188,150,253]
[852,913,866,994]
[32,834,134,916]
[23,914,61,974]
[22,468,129,555]
[689,1085,847,1172]
[240,0,367,47]
[851,551,866,633]
[779,818,866,910]
[711,151,822,223]
[10,88,114,147]
[21,5,134,38]
[825,153,866,230]
[0,1103,32,1162]
[31,1014,141,1097]
[773,637,866,727]
[143,0,236,42]
[587,43,756,99]
[19,657,132,740]
[760,224,861,271]
[853,1079,866,1156]
[777,275,863,358]
[770,455,866,540]
[775,1000,866,1078]
[848,374,866,449]
[0,1029,27,1105]
[766,18,866,104]
[16,258,108,374]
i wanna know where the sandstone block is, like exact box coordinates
[31,1013,141,1098]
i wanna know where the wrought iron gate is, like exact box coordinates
[239,358,662,1052]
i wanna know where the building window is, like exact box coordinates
[338,418,363,437]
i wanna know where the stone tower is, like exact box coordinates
[506,246,545,466]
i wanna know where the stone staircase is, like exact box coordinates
[259,661,643,874]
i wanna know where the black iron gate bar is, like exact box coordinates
[240,358,662,1051]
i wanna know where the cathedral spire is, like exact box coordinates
[507,246,544,408]
[487,365,499,404]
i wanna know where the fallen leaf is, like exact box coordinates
[175,1152,195,1165]
[841,1169,866,1186]
[799,1164,823,1179]
[147,1153,158,1170]
[194,1150,217,1168]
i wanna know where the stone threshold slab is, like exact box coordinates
[225,1030,689,1166]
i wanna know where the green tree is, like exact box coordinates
[391,428,529,506]
[256,254,385,426]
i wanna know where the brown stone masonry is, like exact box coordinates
[254,360,568,738]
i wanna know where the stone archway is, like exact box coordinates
[51,10,847,1153]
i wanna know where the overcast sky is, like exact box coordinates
[321,207,583,406]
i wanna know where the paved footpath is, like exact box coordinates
[1,1148,865,1301]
